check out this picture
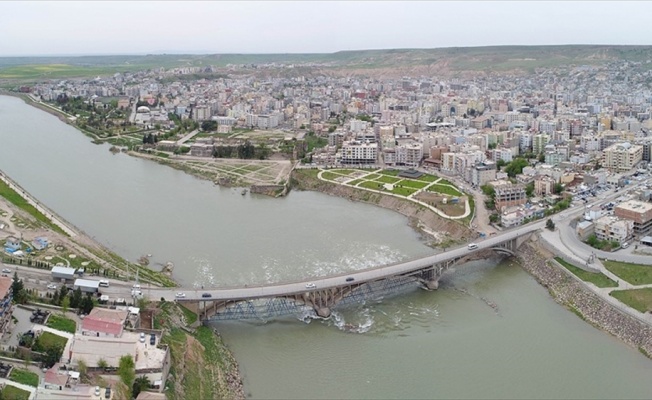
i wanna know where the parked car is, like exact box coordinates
[139,333,145,343]
[105,387,111,399]
[94,386,100,396]
[150,333,156,345]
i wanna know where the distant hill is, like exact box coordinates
[2,45,652,82]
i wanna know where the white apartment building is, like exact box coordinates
[340,141,378,164]
[594,215,634,245]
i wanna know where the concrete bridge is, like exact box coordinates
[176,221,543,321]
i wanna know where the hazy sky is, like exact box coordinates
[2,1,651,56]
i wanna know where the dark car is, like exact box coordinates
[150,333,156,346]
[346,277,354,282]
[202,293,212,298]
[105,387,111,399]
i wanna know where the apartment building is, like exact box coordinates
[534,175,556,196]
[601,142,643,172]
[594,215,633,244]
[492,182,527,211]
[340,140,378,164]
[614,200,652,237]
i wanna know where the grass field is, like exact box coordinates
[33,331,68,352]
[603,259,652,285]
[427,184,463,197]
[9,368,39,387]
[610,288,652,313]
[375,175,401,184]
[396,179,429,189]
[46,314,77,334]
[1,385,30,400]
[554,257,618,288]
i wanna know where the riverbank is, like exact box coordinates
[0,165,245,398]
[291,168,473,245]
[519,236,652,357]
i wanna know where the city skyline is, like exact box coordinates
[1,1,652,56]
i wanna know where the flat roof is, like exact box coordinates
[616,200,652,213]
[74,279,100,288]
[52,266,77,275]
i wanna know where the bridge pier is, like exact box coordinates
[315,307,331,318]
[416,265,442,291]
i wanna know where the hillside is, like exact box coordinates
[2,45,652,81]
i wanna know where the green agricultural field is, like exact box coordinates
[554,258,618,288]
[375,175,401,184]
[603,259,652,285]
[427,184,463,197]
[396,180,429,189]
[610,288,652,313]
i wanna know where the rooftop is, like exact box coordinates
[616,200,652,213]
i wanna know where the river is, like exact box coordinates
[2,95,652,399]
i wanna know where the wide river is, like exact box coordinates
[2,95,652,399]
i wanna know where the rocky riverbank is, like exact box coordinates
[519,237,652,357]
[291,169,473,245]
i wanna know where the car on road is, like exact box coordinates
[202,293,212,298]
[345,277,354,282]
[305,283,316,289]
[47,283,57,290]
[175,292,186,298]
[1,268,10,273]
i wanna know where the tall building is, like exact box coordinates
[601,142,643,172]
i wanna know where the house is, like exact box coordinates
[4,236,21,253]
[81,308,128,337]
[32,236,49,251]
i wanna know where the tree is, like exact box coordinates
[80,294,94,314]
[118,355,136,399]
[546,219,555,231]
[71,288,83,309]
[61,296,70,315]
[496,159,507,168]
[480,184,495,198]
[97,358,109,370]
[133,375,151,398]
[504,158,529,177]
[11,272,28,304]
[554,183,564,194]
[77,359,88,382]
[525,182,535,198]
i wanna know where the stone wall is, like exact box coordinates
[519,238,652,356]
